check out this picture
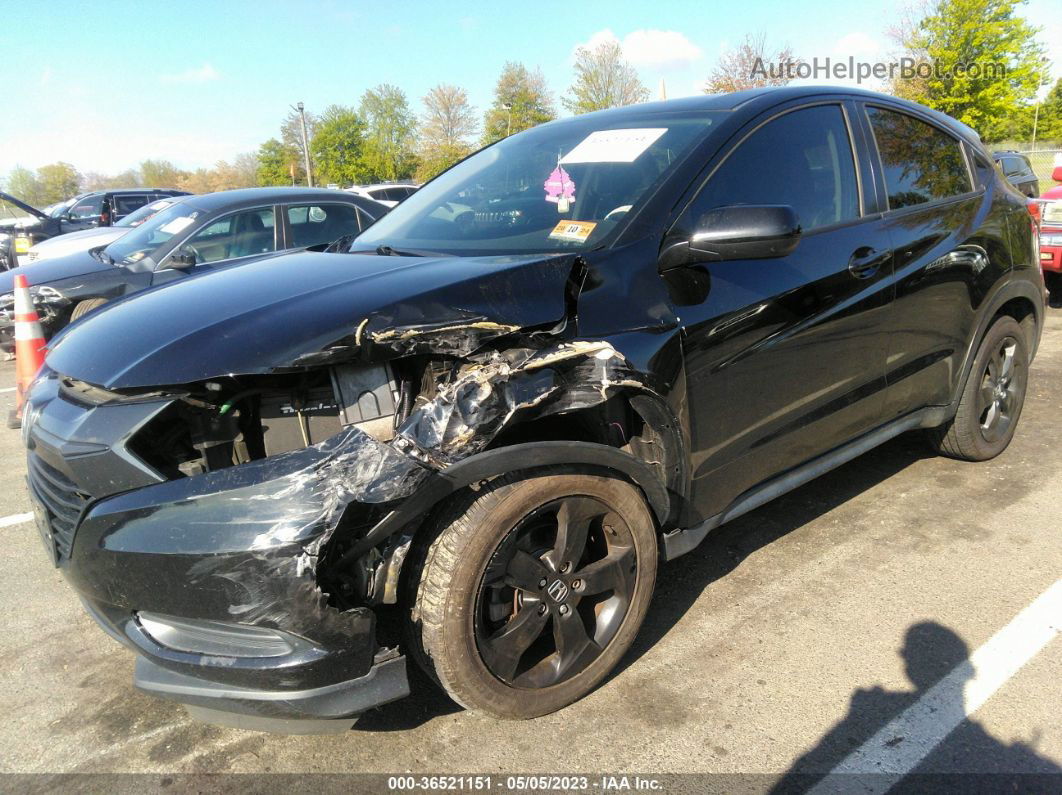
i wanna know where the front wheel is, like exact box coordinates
[929,316,1029,461]
[408,470,658,719]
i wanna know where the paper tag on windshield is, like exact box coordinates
[159,216,195,235]
[549,220,597,243]
[560,128,667,164]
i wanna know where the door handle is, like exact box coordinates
[848,247,890,279]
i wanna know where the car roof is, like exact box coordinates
[554,86,981,144]
[178,187,384,213]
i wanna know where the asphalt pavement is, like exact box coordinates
[0,307,1058,790]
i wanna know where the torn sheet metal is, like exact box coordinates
[166,335,654,632]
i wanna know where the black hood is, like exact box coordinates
[46,250,578,389]
[0,250,111,294]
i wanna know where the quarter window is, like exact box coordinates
[867,107,971,209]
[286,203,362,248]
[685,105,860,232]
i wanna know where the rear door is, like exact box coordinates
[677,101,897,519]
[859,103,997,417]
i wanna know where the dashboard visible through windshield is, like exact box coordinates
[353,112,725,257]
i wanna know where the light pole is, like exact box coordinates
[1031,60,1048,151]
[503,102,512,137]
[291,101,313,187]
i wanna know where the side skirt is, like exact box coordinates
[660,406,949,561]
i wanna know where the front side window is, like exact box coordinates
[683,104,860,232]
[867,107,971,209]
[287,203,362,248]
[182,208,276,263]
[354,112,725,256]
[69,195,104,219]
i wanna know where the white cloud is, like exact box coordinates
[574,28,702,71]
[831,32,883,59]
[159,63,220,85]
[40,67,52,86]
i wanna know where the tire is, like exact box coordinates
[929,316,1029,461]
[70,298,108,322]
[407,469,658,719]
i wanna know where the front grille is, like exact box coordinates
[27,454,91,561]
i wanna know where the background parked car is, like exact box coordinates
[24,196,188,265]
[0,187,387,351]
[993,151,1040,197]
[1038,165,1062,296]
[347,182,419,207]
[0,188,189,269]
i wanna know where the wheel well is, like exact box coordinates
[992,297,1038,354]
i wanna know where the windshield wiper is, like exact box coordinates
[367,245,453,258]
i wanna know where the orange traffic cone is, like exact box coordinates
[8,274,47,429]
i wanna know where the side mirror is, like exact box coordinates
[169,248,197,269]
[660,205,802,270]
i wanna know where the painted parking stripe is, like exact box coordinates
[0,512,33,528]
[811,578,1062,793]
[0,387,15,393]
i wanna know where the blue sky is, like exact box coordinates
[0,0,1058,177]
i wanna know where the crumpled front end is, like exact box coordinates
[24,252,677,730]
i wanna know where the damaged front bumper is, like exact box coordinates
[27,373,426,731]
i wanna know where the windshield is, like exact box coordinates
[354,112,725,256]
[104,202,201,265]
[116,197,181,228]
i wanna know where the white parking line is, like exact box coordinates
[0,512,33,528]
[0,387,15,393]
[811,578,1062,793]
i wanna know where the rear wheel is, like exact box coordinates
[70,297,108,322]
[929,316,1029,461]
[408,470,657,718]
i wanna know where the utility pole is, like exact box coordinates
[1031,61,1048,151]
[503,102,512,137]
[292,101,313,187]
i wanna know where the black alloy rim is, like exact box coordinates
[978,336,1023,444]
[474,495,638,689]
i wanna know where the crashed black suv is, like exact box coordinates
[24,87,1043,733]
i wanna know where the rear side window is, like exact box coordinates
[686,104,860,232]
[867,107,971,209]
[113,194,151,217]
[286,203,362,248]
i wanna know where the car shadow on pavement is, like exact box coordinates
[612,430,936,682]
[768,621,1062,792]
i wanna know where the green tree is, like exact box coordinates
[359,84,418,182]
[257,138,297,185]
[889,0,1047,140]
[139,159,185,189]
[5,166,43,206]
[482,62,556,145]
[417,84,477,181]
[564,40,649,115]
[1034,78,1062,141]
[310,105,369,186]
[36,162,81,203]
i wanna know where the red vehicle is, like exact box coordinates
[1039,165,1062,295]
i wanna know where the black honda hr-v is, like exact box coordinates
[22,87,1044,733]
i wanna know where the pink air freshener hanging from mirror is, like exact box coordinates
[544,164,575,213]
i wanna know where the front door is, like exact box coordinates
[674,103,896,519]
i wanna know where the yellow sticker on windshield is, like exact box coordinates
[549,220,597,243]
